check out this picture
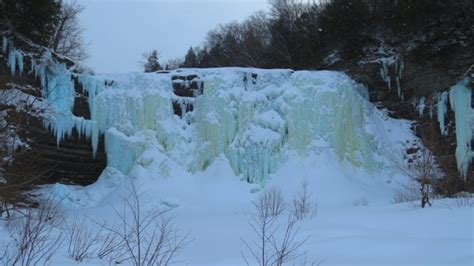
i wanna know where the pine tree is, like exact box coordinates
[143,49,162,72]
[183,47,197,68]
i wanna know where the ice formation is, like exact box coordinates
[2,36,7,54]
[378,55,404,99]
[437,91,449,136]
[417,97,426,117]
[380,60,391,91]
[2,46,398,183]
[7,49,23,76]
[449,78,472,179]
[33,63,383,182]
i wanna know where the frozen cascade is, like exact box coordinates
[449,78,472,179]
[378,55,404,99]
[16,57,393,182]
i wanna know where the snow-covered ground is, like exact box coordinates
[0,68,473,265]
[2,153,472,265]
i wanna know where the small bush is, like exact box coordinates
[4,200,64,266]
[67,215,102,262]
[454,194,474,208]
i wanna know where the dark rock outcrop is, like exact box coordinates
[325,31,474,193]
[171,73,203,117]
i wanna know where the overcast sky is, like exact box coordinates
[79,0,269,73]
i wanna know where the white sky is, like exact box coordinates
[79,0,269,73]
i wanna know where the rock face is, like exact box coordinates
[0,57,106,188]
[171,73,203,117]
[325,35,474,193]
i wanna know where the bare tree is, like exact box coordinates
[50,0,88,61]
[267,186,286,217]
[271,216,309,266]
[242,187,310,266]
[291,179,317,220]
[163,57,183,71]
[400,148,440,208]
[100,181,189,266]
[4,199,65,266]
[242,189,279,266]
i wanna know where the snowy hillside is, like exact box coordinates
[1,65,473,265]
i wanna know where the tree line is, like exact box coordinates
[143,0,472,71]
[0,0,87,61]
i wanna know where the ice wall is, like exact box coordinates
[1,44,392,183]
[73,68,381,183]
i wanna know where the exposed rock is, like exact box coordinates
[325,32,474,193]
[0,54,106,189]
[171,74,203,117]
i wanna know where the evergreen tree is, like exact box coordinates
[143,49,162,72]
[182,47,197,68]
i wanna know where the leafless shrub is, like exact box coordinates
[399,148,440,208]
[100,182,189,266]
[291,179,317,220]
[353,196,369,207]
[392,188,420,204]
[454,194,474,208]
[0,243,9,264]
[242,188,311,266]
[66,215,102,262]
[96,228,124,260]
[4,200,64,266]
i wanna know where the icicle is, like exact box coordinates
[449,78,472,179]
[380,60,391,91]
[17,52,24,76]
[417,97,426,117]
[7,49,17,76]
[437,91,449,136]
[2,36,8,54]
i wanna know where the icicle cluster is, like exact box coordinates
[379,55,404,99]
[192,70,376,183]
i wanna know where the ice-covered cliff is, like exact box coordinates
[20,53,413,184]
